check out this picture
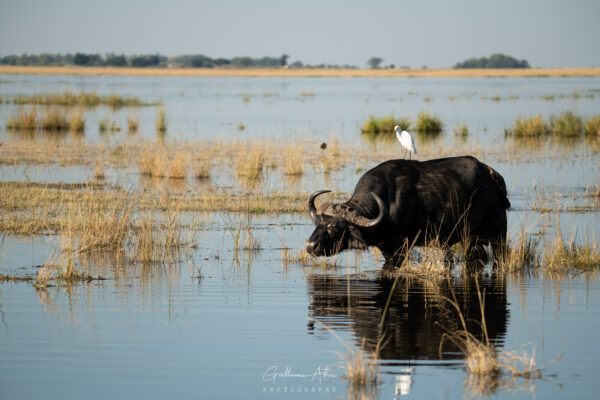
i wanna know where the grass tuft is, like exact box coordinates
[361,114,411,135]
[504,115,550,138]
[156,107,167,133]
[550,111,584,137]
[585,115,600,136]
[68,109,85,132]
[6,107,38,130]
[40,108,69,130]
[415,111,443,136]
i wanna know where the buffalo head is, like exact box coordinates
[305,190,385,257]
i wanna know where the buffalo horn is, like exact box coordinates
[325,192,385,228]
[308,190,331,223]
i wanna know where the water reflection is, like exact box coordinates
[306,274,508,362]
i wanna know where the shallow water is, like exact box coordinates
[1,74,599,143]
[1,74,600,399]
[1,244,599,399]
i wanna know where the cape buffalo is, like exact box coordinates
[306,156,510,267]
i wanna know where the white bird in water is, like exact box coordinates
[394,125,417,159]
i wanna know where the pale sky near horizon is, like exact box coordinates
[0,0,598,68]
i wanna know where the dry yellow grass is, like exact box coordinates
[2,65,600,78]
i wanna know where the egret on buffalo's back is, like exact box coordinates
[394,126,417,159]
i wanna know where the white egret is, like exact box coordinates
[394,125,417,159]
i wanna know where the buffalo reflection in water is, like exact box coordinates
[306,274,508,362]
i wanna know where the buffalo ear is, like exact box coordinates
[348,226,368,250]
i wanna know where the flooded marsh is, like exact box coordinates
[1,74,600,399]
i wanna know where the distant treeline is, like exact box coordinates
[0,52,359,69]
[454,53,530,69]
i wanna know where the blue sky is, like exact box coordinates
[1,0,598,68]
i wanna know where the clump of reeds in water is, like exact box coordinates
[5,107,37,130]
[99,118,121,133]
[584,115,600,136]
[438,278,543,397]
[138,149,189,179]
[283,146,304,176]
[133,209,187,265]
[168,152,188,179]
[361,114,411,135]
[11,90,153,108]
[194,160,211,180]
[543,225,600,271]
[236,150,265,180]
[505,112,600,139]
[40,108,69,130]
[63,188,132,253]
[127,114,139,133]
[550,111,584,137]
[343,339,379,393]
[454,123,469,139]
[68,109,85,132]
[156,107,167,134]
[497,231,539,272]
[415,111,443,136]
[504,115,550,138]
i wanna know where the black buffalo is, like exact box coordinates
[306,156,510,267]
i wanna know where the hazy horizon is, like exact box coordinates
[1,0,599,68]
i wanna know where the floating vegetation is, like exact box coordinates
[10,90,157,108]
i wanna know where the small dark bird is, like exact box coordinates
[320,142,327,150]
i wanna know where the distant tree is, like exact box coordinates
[367,57,383,69]
[74,53,91,66]
[130,54,164,67]
[104,53,127,66]
[231,57,253,67]
[279,54,289,67]
[213,58,230,66]
[289,60,303,68]
[455,53,530,69]
[73,53,102,66]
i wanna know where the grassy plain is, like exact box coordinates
[2,65,600,78]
